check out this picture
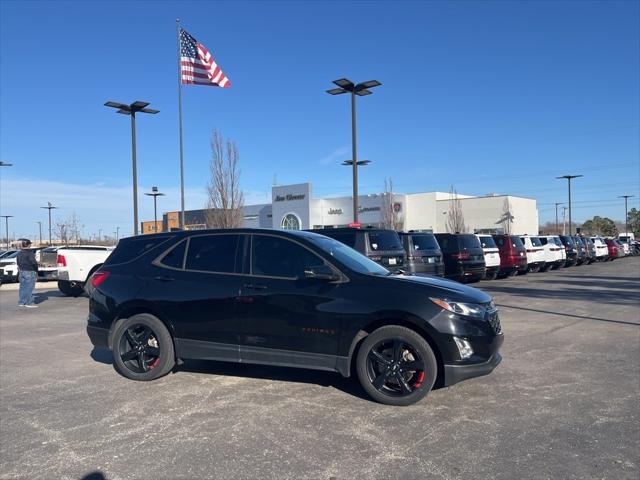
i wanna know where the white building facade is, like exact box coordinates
[241,182,539,235]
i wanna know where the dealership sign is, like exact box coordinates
[328,208,343,215]
[275,193,306,202]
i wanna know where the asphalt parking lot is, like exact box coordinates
[1,258,638,480]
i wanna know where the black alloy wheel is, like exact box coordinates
[112,314,175,381]
[356,326,437,406]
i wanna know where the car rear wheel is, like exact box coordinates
[57,280,84,297]
[356,326,437,406]
[112,314,175,381]
[485,271,498,280]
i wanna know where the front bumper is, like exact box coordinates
[444,352,502,386]
[87,325,110,349]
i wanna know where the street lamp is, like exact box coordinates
[556,175,582,235]
[327,78,381,224]
[554,202,563,234]
[104,100,159,236]
[115,226,120,243]
[144,186,165,233]
[1,215,12,249]
[40,202,58,245]
[618,195,634,236]
[36,221,42,246]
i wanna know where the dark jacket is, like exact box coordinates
[17,249,39,272]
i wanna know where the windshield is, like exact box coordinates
[478,236,497,249]
[530,237,542,247]
[410,235,439,250]
[561,236,575,247]
[368,231,403,251]
[553,237,563,247]
[459,235,481,249]
[510,236,525,248]
[306,235,390,276]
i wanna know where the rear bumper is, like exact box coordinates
[444,353,502,387]
[407,262,445,276]
[87,325,110,349]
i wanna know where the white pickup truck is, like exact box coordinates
[56,246,114,296]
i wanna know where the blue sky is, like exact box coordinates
[1,0,639,239]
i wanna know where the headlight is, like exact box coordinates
[430,297,487,319]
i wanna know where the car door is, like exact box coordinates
[237,233,345,370]
[146,233,245,362]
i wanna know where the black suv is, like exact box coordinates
[433,234,486,283]
[398,232,444,277]
[86,229,503,406]
[307,227,406,270]
[559,235,578,266]
[572,235,587,265]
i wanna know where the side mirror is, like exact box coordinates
[304,264,340,281]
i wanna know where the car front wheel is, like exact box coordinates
[356,325,437,406]
[112,314,175,381]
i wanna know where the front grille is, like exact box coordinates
[487,310,501,334]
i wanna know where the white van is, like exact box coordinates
[519,236,546,273]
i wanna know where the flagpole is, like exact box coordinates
[176,18,186,229]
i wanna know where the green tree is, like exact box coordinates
[580,216,617,236]
[627,208,640,237]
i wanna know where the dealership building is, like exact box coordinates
[144,182,539,235]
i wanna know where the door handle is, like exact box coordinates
[154,276,175,282]
[243,283,267,290]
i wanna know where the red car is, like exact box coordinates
[492,234,528,278]
[604,239,618,260]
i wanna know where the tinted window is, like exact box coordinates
[510,236,524,249]
[560,236,575,247]
[478,236,497,249]
[458,235,481,250]
[493,236,505,248]
[435,235,453,251]
[324,232,356,248]
[539,237,548,245]
[530,237,542,247]
[306,235,389,276]
[105,237,170,265]
[410,234,439,250]
[368,231,403,251]
[554,237,563,247]
[160,240,187,269]
[252,235,324,278]
[185,235,240,273]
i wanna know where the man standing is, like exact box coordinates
[17,238,38,308]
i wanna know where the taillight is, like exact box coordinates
[452,252,470,260]
[90,271,110,288]
[57,254,67,267]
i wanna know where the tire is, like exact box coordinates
[356,325,437,406]
[58,280,84,297]
[112,314,175,381]
[485,271,498,281]
[528,265,540,273]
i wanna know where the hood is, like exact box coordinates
[388,274,492,304]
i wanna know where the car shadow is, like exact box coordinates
[33,290,66,304]
[90,347,113,365]
[79,471,107,480]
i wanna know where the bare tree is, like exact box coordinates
[380,178,404,230]
[446,186,467,233]
[205,129,245,228]
[497,198,514,234]
[54,213,82,246]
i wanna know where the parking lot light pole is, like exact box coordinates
[145,186,165,233]
[556,175,582,235]
[327,78,381,224]
[554,202,563,234]
[104,101,159,236]
[1,215,12,249]
[618,195,634,236]
[40,202,58,245]
[36,221,42,246]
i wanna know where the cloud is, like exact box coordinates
[0,176,268,238]
[319,147,348,166]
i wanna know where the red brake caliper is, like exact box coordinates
[413,371,426,389]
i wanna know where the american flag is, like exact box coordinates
[180,28,231,88]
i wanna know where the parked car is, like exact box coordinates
[0,251,19,283]
[572,236,588,265]
[616,239,629,256]
[613,239,627,257]
[492,234,527,277]
[559,235,578,266]
[580,236,597,264]
[0,249,17,259]
[57,245,114,296]
[519,236,546,273]
[538,236,565,270]
[433,233,486,283]
[35,246,60,281]
[590,237,609,261]
[604,238,619,260]
[475,234,501,280]
[307,228,406,271]
[398,232,444,277]
[86,229,504,406]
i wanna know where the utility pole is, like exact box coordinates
[556,175,583,235]
[554,203,563,234]
[1,215,13,249]
[562,207,567,235]
[618,195,634,236]
[40,202,58,245]
[36,221,42,246]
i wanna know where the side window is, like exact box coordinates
[185,235,240,273]
[540,238,548,245]
[329,233,356,248]
[105,236,171,265]
[160,240,187,269]
[252,235,325,278]
[495,237,504,248]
